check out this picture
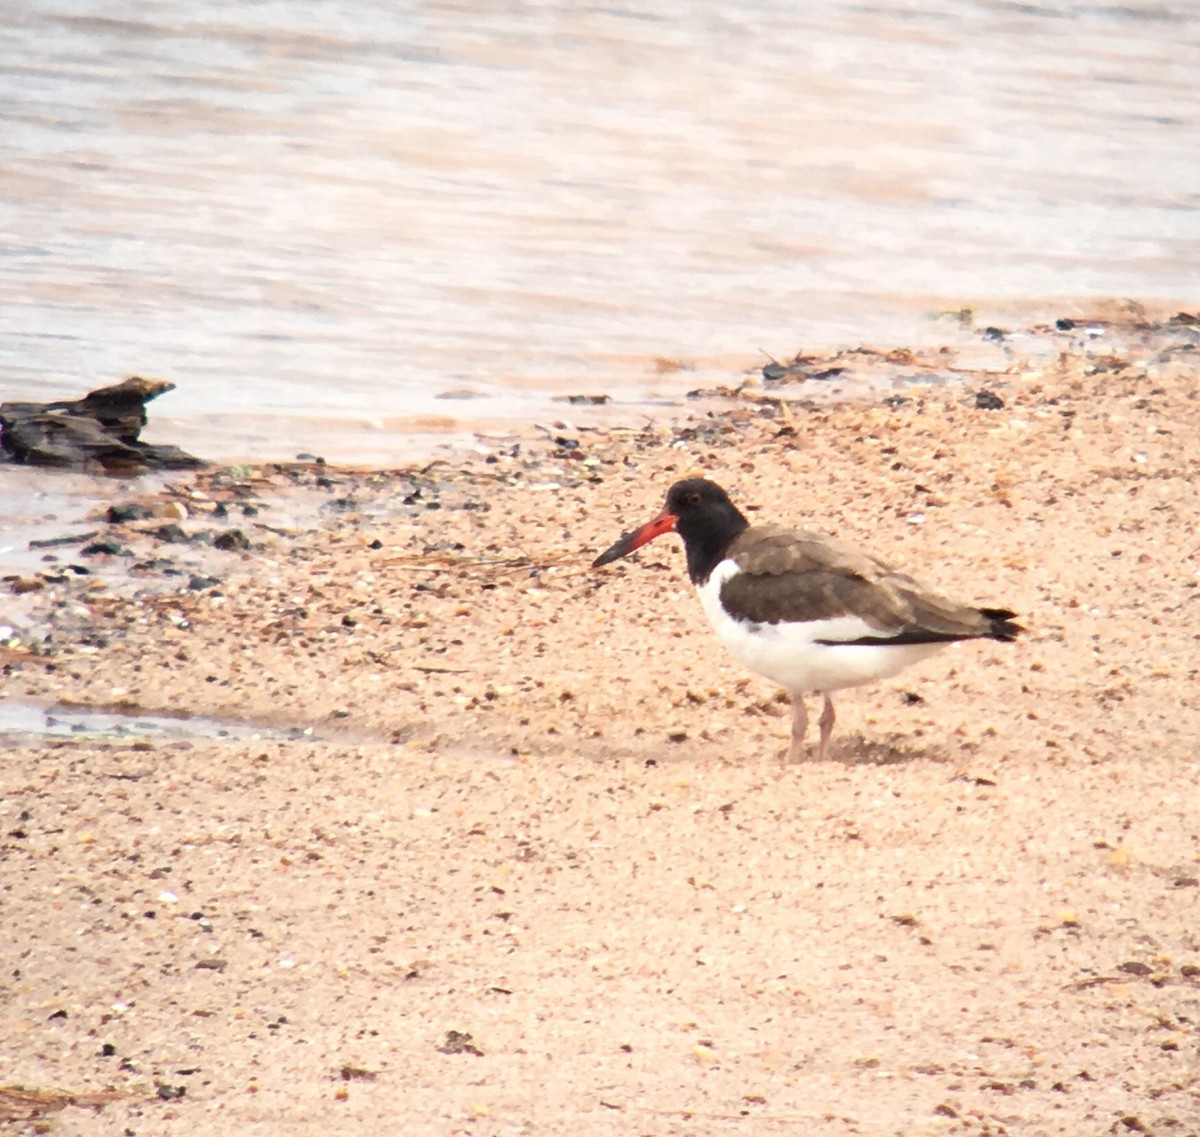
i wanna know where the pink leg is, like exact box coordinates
[786,693,808,764]
[816,694,836,761]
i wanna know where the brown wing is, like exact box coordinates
[719,525,1019,644]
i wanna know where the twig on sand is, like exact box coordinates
[0,1085,138,1122]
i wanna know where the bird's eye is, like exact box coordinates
[686,492,701,505]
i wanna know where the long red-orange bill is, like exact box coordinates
[592,511,677,568]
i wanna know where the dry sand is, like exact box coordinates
[2,318,1199,1135]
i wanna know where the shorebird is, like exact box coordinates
[592,477,1022,762]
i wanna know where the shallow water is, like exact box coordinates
[1,0,1198,462]
[0,698,318,743]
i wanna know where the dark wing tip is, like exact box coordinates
[980,607,1023,642]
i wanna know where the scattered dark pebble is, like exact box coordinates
[194,958,228,971]
[982,326,1008,341]
[561,394,610,405]
[900,690,925,705]
[369,538,383,550]
[762,362,789,381]
[974,389,1005,410]
[155,1083,187,1101]
[132,558,180,573]
[1116,960,1153,976]
[81,541,127,557]
[809,366,847,381]
[322,498,357,513]
[106,503,154,524]
[99,1043,117,1057]
[213,530,251,552]
[438,1030,483,1056]
[187,575,222,591]
[554,437,580,450]
[1056,318,1075,331]
[340,1065,378,1081]
[150,523,192,544]
[48,1009,68,1020]
[882,395,910,410]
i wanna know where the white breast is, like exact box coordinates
[695,559,948,695]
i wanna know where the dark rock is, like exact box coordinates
[107,502,154,524]
[81,541,127,557]
[982,326,1007,341]
[0,376,204,471]
[438,1030,484,1056]
[1116,960,1153,977]
[187,575,222,591]
[213,529,250,552]
[323,498,357,513]
[974,389,1005,410]
[150,523,192,544]
[1055,318,1076,331]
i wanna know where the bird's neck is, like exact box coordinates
[680,508,749,585]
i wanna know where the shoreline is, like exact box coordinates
[3,312,1200,1134]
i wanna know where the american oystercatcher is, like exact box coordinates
[592,477,1022,762]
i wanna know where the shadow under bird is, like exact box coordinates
[592,477,1022,763]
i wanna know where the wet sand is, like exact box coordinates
[3,318,1199,1135]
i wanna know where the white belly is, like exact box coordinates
[696,560,949,695]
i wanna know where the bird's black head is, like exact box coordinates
[664,479,749,581]
[592,477,749,584]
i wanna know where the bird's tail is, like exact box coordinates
[979,607,1023,642]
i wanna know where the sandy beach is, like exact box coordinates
[3,316,1199,1135]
